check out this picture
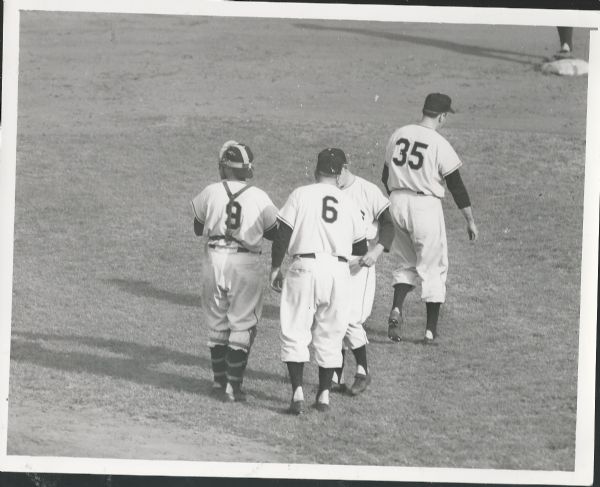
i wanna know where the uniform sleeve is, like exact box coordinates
[260,192,279,233]
[191,189,208,224]
[277,190,298,229]
[384,132,397,167]
[350,200,367,244]
[438,139,463,177]
[370,183,390,221]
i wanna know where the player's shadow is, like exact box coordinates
[294,22,544,66]
[10,331,283,402]
[105,278,279,319]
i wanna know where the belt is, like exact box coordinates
[208,243,250,253]
[296,253,348,263]
[393,189,425,195]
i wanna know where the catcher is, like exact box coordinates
[191,141,279,402]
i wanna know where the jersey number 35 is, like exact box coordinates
[392,138,429,170]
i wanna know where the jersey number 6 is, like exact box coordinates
[392,138,429,170]
[225,201,242,230]
[322,196,338,223]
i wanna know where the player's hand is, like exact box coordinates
[349,258,362,275]
[359,245,384,267]
[270,267,284,293]
[467,221,479,241]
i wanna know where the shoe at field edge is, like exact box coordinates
[289,399,305,415]
[424,329,435,344]
[349,373,371,396]
[553,48,573,60]
[387,308,402,342]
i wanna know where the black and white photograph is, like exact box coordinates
[0,0,597,484]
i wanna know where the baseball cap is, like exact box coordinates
[423,93,455,114]
[316,148,346,176]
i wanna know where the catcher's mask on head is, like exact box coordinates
[218,140,254,179]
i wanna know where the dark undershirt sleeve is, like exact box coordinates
[263,222,278,242]
[377,208,394,252]
[352,238,368,257]
[445,169,471,209]
[194,218,204,236]
[381,164,391,195]
[271,219,292,268]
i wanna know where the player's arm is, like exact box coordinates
[194,218,204,236]
[269,219,293,292]
[381,164,391,195]
[360,207,394,267]
[352,237,368,257]
[262,202,279,242]
[191,197,206,237]
[263,223,278,241]
[445,169,478,241]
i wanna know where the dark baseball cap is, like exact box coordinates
[316,148,346,175]
[423,93,455,114]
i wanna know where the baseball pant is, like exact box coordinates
[343,262,374,349]
[389,189,448,303]
[203,248,263,351]
[280,254,351,368]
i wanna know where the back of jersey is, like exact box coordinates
[191,181,277,253]
[278,183,365,259]
[384,124,462,198]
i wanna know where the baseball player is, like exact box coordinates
[191,140,278,402]
[382,93,478,344]
[270,148,367,415]
[330,160,395,396]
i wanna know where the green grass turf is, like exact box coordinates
[8,12,586,469]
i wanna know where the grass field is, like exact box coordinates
[7,12,589,470]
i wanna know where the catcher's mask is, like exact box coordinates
[219,140,254,179]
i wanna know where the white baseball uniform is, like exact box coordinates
[191,180,277,351]
[342,175,390,349]
[278,182,366,368]
[384,124,462,303]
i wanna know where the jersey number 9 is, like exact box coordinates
[322,196,338,223]
[225,201,242,230]
[392,138,429,170]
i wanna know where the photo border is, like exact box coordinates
[0,1,597,484]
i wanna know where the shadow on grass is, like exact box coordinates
[11,331,284,402]
[368,336,432,346]
[293,22,544,66]
[105,278,279,319]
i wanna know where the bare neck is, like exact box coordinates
[316,176,338,186]
[418,116,439,131]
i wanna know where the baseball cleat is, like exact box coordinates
[314,401,330,412]
[224,383,247,402]
[289,399,305,415]
[331,382,348,394]
[424,329,435,344]
[210,381,226,398]
[387,308,402,342]
[554,44,572,60]
[314,390,330,412]
[349,373,371,396]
